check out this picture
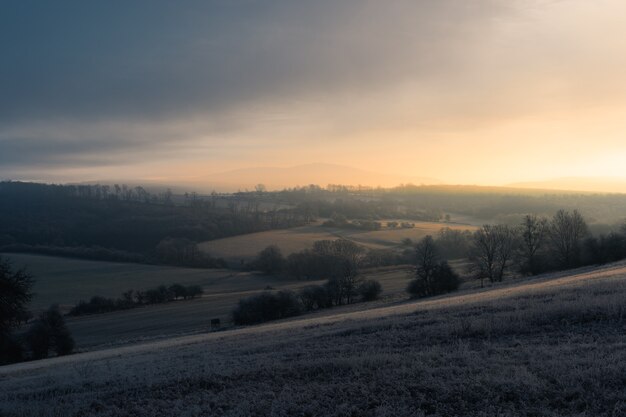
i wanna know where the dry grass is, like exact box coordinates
[199,220,475,262]
[2,262,626,416]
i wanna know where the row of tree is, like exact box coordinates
[236,238,385,325]
[232,279,382,325]
[0,182,310,267]
[68,284,204,316]
[469,210,601,286]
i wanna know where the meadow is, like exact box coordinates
[199,220,475,263]
[2,253,421,350]
[2,261,626,416]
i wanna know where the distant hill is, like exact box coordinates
[185,163,441,191]
[509,177,626,194]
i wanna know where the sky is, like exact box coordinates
[2,0,626,189]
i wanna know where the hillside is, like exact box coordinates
[199,220,475,262]
[190,163,441,191]
[1,253,416,350]
[2,261,626,416]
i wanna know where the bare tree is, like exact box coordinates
[549,210,588,268]
[517,214,548,275]
[0,257,33,338]
[470,224,516,287]
[415,235,438,281]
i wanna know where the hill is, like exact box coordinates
[192,163,441,191]
[509,176,626,194]
[1,253,418,350]
[3,261,626,416]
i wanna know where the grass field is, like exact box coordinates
[3,261,626,416]
[1,253,239,310]
[2,253,420,350]
[199,220,475,262]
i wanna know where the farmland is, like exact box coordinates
[199,220,475,263]
[2,261,626,416]
[2,253,422,350]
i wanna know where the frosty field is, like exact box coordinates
[2,261,626,416]
[2,253,422,350]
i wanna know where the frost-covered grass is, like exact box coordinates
[2,263,626,416]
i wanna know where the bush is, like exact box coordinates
[233,291,303,325]
[69,283,205,316]
[407,261,460,298]
[25,306,74,359]
[299,285,332,311]
[185,285,204,299]
[253,245,285,275]
[358,279,383,301]
[0,334,24,365]
[0,257,33,337]
[69,296,117,316]
[25,320,50,359]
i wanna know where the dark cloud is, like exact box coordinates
[0,0,505,125]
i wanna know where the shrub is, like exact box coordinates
[25,306,74,359]
[69,296,117,316]
[253,245,285,275]
[233,291,303,325]
[0,334,24,365]
[407,261,460,298]
[185,285,204,299]
[0,257,33,337]
[299,285,332,310]
[25,320,50,359]
[358,279,383,301]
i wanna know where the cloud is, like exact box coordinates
[0,0,508,125]
[2,0,626,184]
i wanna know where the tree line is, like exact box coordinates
[0,181,309,267]
[467,209,623,286]
[68,283,204,316]
[234,240,383,325]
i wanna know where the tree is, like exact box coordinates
[168,284,187,300]
[548,210,588,269]
[299,285,331,310]
[469,224,516,287]
[517,214,548,275]
[232,291,302,325]
[407,261,460,298]
[0,257,33,338]
[326,257,362,305]
[358,279,382,301]
[26,306,74,359]
[415,235,439,282]
[436,228,472,260]
[254,245,285,275]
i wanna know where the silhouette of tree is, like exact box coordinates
[0,257,33,337]
[517,214,548,275]
[549,210,588,268]
[470,224,516,287]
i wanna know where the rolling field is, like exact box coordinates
[199,220,476,262]
[2,253,419,350]
[59,266,416,350]
[3,262,626,416]
[1,253,242,311]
